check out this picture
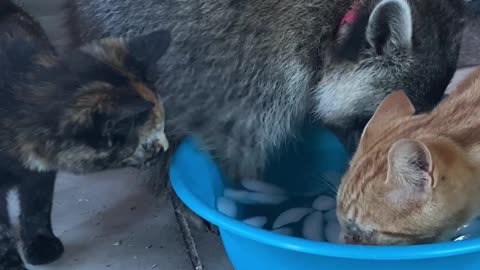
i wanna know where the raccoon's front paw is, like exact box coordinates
[0,248,27,270]
[23,234,64,265]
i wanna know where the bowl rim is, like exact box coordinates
[170,138,480,261]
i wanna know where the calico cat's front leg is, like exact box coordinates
[18,171,64,266]
[0,189,27,270]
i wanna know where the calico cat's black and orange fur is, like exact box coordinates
[0,1,170,269]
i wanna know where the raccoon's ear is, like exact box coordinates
[386,139,434,206]
[366,0,412,54]
[359,90,415,150]
[127,30,171,65]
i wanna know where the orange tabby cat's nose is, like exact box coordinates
[344,232,363,244]
[343,224,364,244]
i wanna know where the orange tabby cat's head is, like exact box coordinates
[337,91,476,245]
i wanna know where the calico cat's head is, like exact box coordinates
[22,30,171,174]
[337,91,476,245]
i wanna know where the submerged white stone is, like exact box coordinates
[272,227,294,236]
[242,216,268,228]
[216,196,238,218]
[241,179,286,195]
[325,221,341,244]
[273,208,314,229]
[224,188,287,205]
[302,211,325,241]
[312,195,336,211]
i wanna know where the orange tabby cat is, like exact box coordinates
[337,68,480,245]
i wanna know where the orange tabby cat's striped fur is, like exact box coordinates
[337,68,480,245]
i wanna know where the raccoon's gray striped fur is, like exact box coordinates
[65,0,464,192]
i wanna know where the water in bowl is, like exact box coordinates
[215,120,480,245]
[216,177,480,244]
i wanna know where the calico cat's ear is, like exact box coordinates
[127,30,171,65]
[359,90,415,150]
[385,139,434,205]
[366,0,413,54]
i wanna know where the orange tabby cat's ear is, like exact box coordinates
[386,139,434,205]
[359,91,415,150]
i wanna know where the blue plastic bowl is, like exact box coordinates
[170,124,480,270]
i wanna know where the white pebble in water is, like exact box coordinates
[241,179,285,195]
[324,209,338,223]
[273,208,314,229]
[312,195,336,211]
[453,234,473,242]
[273,227,294,236]
[455,219,480,237]
[242,216,268,228]
[302,211,325,241]
[325,222,342,244]
[216,197,237,218]
[224,188,287,205]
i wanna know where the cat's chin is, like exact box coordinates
[119,154,162,170]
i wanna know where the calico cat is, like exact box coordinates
[64,0,464,188]
[337,69,480,245]
[0,1,170,269]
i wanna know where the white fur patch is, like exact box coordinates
[314,66,386,125]
[128,122,169,163]
[7,189,20,227]
[156,130,169,151]
[23,153,50,172]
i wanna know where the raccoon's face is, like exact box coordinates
[314,0,463,130]
[39,30,171,173]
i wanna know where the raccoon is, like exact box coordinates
[458,0,480,68]
[0,0,170,268]
[65,0,463,190]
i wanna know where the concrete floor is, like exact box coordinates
[15,169,233,270]
[28,170,192,270]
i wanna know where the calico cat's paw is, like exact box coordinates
[0,248,27,270]
[23,234,64,265]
